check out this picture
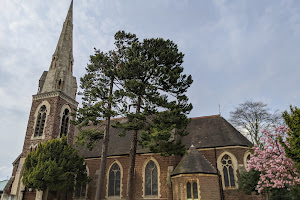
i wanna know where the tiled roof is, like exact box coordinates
[171,145,217,176]
[76,115,252,158]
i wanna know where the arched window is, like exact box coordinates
[244,151,251,170]
[145,160,158,196]
[34,105,47,137]
[221,154,235,188]
[75,182,86,199]
[75,168,88,199]
[108,163,121,197]
[186,181,199,200]
[60,108,70,137]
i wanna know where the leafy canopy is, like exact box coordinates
[112,31,193,156]
[22,137,88,192]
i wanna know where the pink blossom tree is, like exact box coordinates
[247,126,300,194]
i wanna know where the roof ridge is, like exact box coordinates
[191,115,220,119]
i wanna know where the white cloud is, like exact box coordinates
[0,0,299,179]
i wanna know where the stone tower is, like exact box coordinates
[22,0,77,156]
[9,1,78,197]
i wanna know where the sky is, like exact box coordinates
[0,0,299,180]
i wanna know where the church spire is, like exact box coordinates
[38,0,77,100]
[52,0,73,69]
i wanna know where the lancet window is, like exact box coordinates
[108,163,121,197]
[145,160,158,196]
[60,108,70,137]
[75,169,87,199]
[187,181,199,200]
[34,105,47,137]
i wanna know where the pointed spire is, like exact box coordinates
[39,1,77,100]
[50,0,73,68]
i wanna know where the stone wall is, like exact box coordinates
[171,174,220,200]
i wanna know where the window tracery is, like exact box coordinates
[145,160,158,196]
[108,163,121,197]
[221,154,235,188]
[34,105,47,137]
[60,108,70,137]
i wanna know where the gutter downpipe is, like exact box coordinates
[215,147,224,200]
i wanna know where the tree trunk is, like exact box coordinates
[126,96,142,200]
[95,78,114,200]
[42,189,48,200]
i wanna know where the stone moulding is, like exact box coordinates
[32,91,78,106]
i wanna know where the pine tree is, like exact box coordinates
[112,31,193,199]
[73,49,122,199]
[22,137,88,198]
[282,106,300,173]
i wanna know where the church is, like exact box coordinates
[2,1,264,200]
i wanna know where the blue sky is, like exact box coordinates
[0,0,299,180]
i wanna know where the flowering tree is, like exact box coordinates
[247,126,300,194]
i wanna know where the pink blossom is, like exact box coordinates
[247,126,299,193]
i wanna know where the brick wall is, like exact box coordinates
[85,154,177,200]
[84,147,264,200]
[21,94,76,159]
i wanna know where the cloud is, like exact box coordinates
[0,0,299,179]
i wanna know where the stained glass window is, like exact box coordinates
[193,182,198,199]
[186,181,198,200]
[34,105,47,137]
[145,160,158,196]
[108,163,121,196]
[60,108,70,137]
[75,169,87,199]
[221,154,236,188]
[187,182,192,199]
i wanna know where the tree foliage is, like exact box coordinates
[22,137,88,193]
[73,30,192,199]
[111,31,193,199]
[229,100,282,146]
[282,106,300,173]
[113,31,193,155]
[238,168,260,195]
[73,49,122,199]
[73,50,121,149]
[247,126,299,194]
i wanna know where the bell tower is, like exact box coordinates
[9,1,78,197]
[22,0,77,156]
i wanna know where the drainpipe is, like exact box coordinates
[214,148,224,200]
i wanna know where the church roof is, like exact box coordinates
[171,145,217,176]
[76,115,252,158]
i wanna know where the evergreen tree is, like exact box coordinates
[113,31,193,199]
[238,169,260,195]
[22,137,88,198]
[73,49,121,199]
[282,106,300,173]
